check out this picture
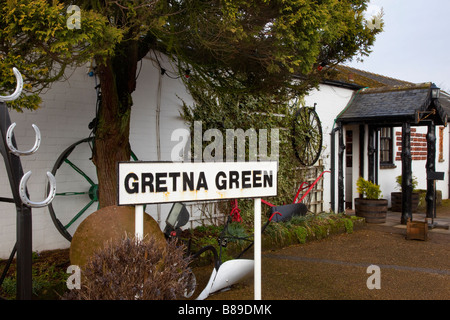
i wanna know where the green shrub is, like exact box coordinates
[395,175,418,191]
[343,218,353,234]
[356,177,382,199]
[294,226,308,243]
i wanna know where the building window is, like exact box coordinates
[380,127,393,165]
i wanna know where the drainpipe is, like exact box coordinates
[330,88,367,213]
[330,126,340,213]
[331,121,345,213]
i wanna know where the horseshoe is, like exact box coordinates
[19,171,56,208]
[6,122,41,156]
[0,67,24,102]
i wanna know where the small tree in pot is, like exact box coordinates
[355,177,388,224]
[391,175,420,213]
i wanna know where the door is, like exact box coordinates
[345,130,353,209]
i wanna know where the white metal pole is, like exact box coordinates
[254,197,261,300]
[135,204,144,240]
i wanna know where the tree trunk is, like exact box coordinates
[93,41,138,208]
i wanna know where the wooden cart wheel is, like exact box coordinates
[48,137,139,242]
[292,106,323,166]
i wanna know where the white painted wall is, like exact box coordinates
[0,66,97,258]
[377,126,449,207]
[304,84,356,212]
[0,53,195,258]
[129,53,194,230]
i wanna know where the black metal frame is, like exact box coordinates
[0,102,32,300]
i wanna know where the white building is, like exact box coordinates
[0,57,448,258]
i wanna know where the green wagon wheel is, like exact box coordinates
[292,106,323,166]
[48,137,139,242]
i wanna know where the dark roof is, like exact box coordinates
[439,91,450,115]
[337,83,448,126]
[326,65,414,88]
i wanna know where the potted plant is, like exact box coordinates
[355,177,388,224]
[390,175,419,213]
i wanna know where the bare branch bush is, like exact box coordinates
[63,236,192,300]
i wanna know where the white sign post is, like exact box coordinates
[118,161,277,300]
[254,197,262,300]
[135,204,144,240]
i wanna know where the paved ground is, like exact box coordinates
[193,211,450,300]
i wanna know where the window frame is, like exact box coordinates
[379,127,394,167]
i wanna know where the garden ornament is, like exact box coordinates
[6,122,41,156]
[19,170,56,208]
[196,258,254,300]
[0,67,57,299]
[0,67,23,101]
[1,68,56,208]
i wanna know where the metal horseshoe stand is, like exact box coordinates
[0,68,56,300]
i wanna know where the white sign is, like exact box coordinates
[118,161,277,205]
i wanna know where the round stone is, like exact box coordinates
[69,205,166,268]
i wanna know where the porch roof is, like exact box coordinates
[337,82,449,127]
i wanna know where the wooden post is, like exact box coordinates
[426,122,436,220]
[401,122,412,224]
[338,125,345,213]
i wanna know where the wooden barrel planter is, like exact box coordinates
[390,192,419,213]
[354,198,388,224]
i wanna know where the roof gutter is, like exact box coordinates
[321,79,365,90]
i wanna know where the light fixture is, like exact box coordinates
[431,83,440,99]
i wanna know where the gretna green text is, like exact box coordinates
[124,170,274,194]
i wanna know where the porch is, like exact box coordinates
[333,82,450,224]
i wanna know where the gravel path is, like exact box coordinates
[196,213,449,300]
